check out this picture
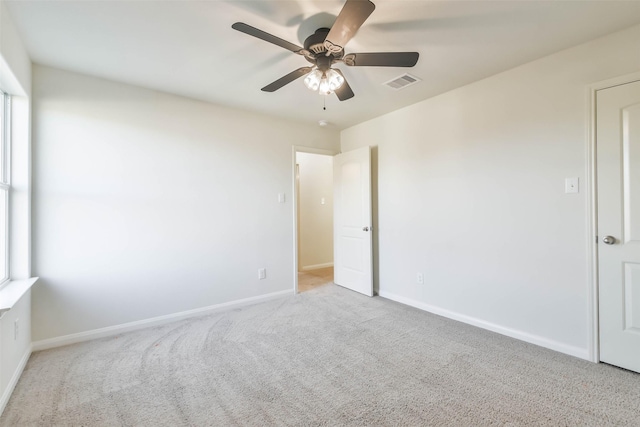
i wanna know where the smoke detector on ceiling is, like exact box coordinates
[384,73,421,90]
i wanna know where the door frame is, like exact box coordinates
[587,71,640,363]
[292,146,339,294]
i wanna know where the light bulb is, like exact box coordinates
[318,77,332,95]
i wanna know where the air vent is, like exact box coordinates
[384,73,421,90]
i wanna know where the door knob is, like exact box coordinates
[362,227,369,232]
[602,236,616,245]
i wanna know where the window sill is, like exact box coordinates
[0,277,38,319]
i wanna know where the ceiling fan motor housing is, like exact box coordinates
[304,28,343,66]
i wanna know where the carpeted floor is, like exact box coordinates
[2,284,640,426]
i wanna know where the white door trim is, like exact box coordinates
[587,71,640,363]
[292,146,338,294]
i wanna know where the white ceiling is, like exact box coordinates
[5,0,640,129]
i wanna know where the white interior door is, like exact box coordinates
[597,79,640,373]
[333,146,373,296]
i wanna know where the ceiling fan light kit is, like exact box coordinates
[304,68,345,95]
[232,0,419,102]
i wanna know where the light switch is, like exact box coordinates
[565,177,579,194]
[278,193,285,203]
[321,197,325,205]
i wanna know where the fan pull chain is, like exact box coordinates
[323,96,326,111]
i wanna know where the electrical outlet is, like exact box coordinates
[416,273,424,285]
[14,318,19,340]
[258,268,266,280]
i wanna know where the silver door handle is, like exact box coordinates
[362,227,369,232]
[602,236,616,245]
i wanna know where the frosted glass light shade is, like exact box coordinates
[304,69,323,91]
[304,68,344,95]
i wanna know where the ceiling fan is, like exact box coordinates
[232,0,419,101]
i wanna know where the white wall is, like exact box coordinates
[0,291,30,413]
[341,24,640,359]
[0,0,32,415]
[32,65,340,342]
[0,0,30,96]
[297,152,333,270]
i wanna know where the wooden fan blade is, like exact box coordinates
[334,69,354,101]
[232,22,304,54]
[324,0,375,54]
[261,67,313,92]
[343,52,419,67]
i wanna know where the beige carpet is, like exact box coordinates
[2,284,640,426]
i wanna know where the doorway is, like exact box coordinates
[295,151,335,293]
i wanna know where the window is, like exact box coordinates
[0,92,10,285]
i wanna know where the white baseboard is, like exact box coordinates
[300,262,333,271]
[32,290,293,352]
[379,290,590,361]
[0,344,32,417]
